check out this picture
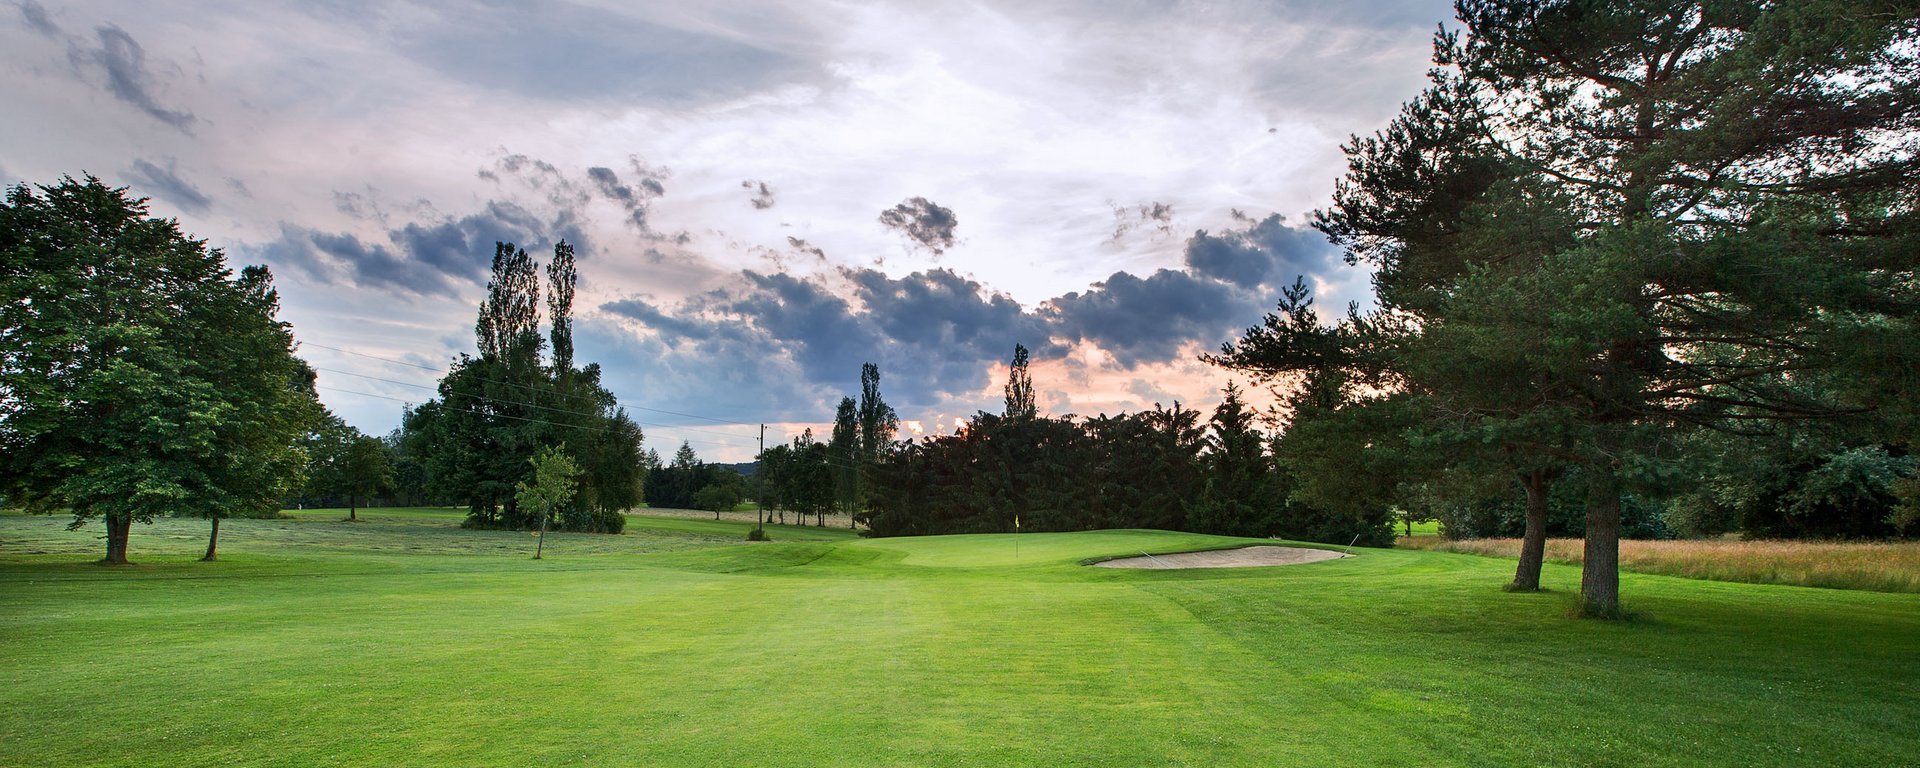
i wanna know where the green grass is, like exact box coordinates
[3,509,1916,767]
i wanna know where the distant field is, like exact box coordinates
[1399,535,1920,593]
[3,509,1917,767]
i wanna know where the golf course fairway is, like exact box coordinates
[2,510,1915,767]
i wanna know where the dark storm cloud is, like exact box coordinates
[1182,213,1339,290]
[600,268,1040,412]
[16,0,59,36]
[68,25,194,132]
[845,268,1058,363]
[124,158,210,214]
[598,296,711,340]
[593,215,1344,419]
[257,200,573,298]
[879,197,958,255]
[742,180,776,209]
[400,3,813,104]
[1043,269,1256,367]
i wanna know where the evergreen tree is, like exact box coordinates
[1219,1,1920,615]
[1188,383,1272,537]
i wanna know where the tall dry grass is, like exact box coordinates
[1398,535,1920,593]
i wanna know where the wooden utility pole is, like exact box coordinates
[755,423,766,536]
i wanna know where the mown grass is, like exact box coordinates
[2,510,1917,767]
[1398,535,1920,593]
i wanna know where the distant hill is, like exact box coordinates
[713,461,758,476]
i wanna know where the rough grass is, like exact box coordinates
[1398,535,1920,593]
[3,510,1917,767]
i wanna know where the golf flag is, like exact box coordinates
[1015,515,1020,531]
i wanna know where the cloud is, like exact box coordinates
[67,25,194,132]
[397,3,821,105]
[16,0,59,36]
[600,267,1039,415]
[742,179,776,209]
[258,199,569,298]
[786,236,826,261]
[844,267,1055,358]
[585,157,669,233]
[1182,212,1340,290]
[1043,268,1256,368]
[124,158,210,214]
[878,196,958,255]
[593,212,1343,420]
[1109,201,1174,242]
[1128,378,1179,408]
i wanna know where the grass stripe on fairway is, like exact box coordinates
[2,511,1916,766]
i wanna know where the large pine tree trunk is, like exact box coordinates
[102,513,133,565]
[202,517,220,561]
[1510,471,1550,591]
[1579,470,1623,618]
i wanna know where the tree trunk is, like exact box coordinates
[534,506,548,560]
[1510,470,1550,591]
[1579,470,1623,618]
[202,517,221,561]
[348,492,359,522]
[102,513,133,565]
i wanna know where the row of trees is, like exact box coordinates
[855,347,1396,545]
[1210,0,1920,616]
[640,442,749,515]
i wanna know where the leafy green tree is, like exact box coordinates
[0,176,320,564]
[304,413,395,521]
[786,429,835,526]
[405,240,643,532]
[517,445,581,559]
[692,482,742,514]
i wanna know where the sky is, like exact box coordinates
[3,0,1454,461]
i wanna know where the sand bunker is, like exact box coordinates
[1093,545,1349,569]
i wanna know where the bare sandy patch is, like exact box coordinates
[1093,545,1350,569]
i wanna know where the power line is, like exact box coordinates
[308,364,763,446]
[313,385,752,453]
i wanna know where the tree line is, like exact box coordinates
[764,347,1395,545]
